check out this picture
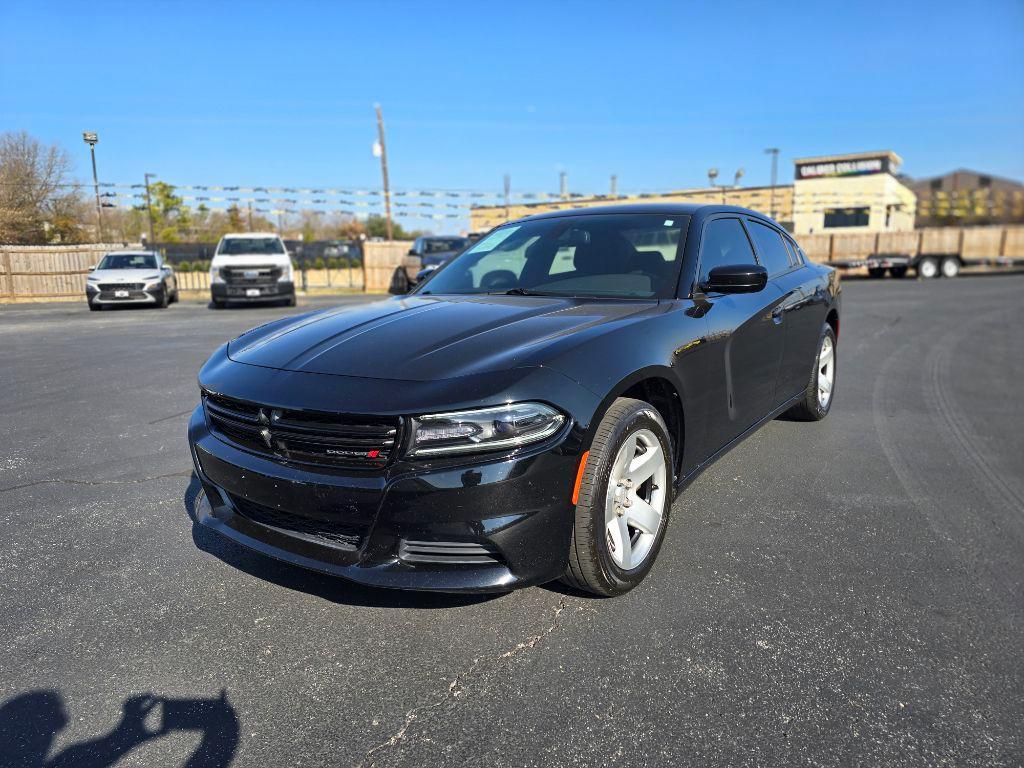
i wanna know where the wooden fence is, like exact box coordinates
[362,240,416,293]
[0,243,135,300]
[799,225,1024,264]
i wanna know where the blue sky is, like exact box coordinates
[2,0,1023,226]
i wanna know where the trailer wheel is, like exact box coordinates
[890,266,908,279]
[867,267,886,279]
[917,257,939,279]
[940,257,960,278]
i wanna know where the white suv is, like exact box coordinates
[209,233,296,308]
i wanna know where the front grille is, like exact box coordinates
[203,392,401,469]
[398,539,503,566]
[97,282,145,291]
[98,290,148,300]
[220,266,282,286]
[229,493,363,550]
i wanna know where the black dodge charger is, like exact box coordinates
[188,204,840,596]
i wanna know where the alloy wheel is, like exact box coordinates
[817,335,835,408]
[604,428,667,570]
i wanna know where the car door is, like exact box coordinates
[693,216,785,454]
[745,220,822,405]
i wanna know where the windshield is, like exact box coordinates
[97,253,158,270]
[417,214,688,299]
[424,237,467,254]
[217,237,285,255]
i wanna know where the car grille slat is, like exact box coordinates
[97,282,145,291]
[220,266,283,285]
[399,539,503,566]
[203,392,401,469]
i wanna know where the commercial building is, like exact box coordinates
[791,151,916,234]
[910,169,1024,226]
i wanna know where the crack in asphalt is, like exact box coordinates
[0,470,192,493]
[357,598,570,768]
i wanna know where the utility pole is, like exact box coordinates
[143,173,156,246]
[610,174,618,198]
[764,148,779,219]
[559,171,568,200]
[82,132,104,242]
[503,174,511,221]
[247,201,254,231]
[374,104,393,240]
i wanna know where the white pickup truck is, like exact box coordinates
[209,233,296,308]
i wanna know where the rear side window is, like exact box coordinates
[746,220,793,276]
[697,218,756,284]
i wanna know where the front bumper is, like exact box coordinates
[86,284,163,305]
[211,281,295,303]
[188,405,579,592]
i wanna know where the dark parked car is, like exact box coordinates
[188,205,840,596]
[389,235,470,292]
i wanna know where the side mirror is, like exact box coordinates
[88,265,97,272]
[701,264,768,294]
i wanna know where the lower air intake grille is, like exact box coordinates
[230,493,363,550]
[398,539,503,566]
[203,392,401,469]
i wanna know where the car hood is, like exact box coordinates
[90,269,161,282]
[227,294,657,381]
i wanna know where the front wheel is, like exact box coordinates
[785,324,837,421]
[562,397,673,597]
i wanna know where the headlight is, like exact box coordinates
[408,402,565,457]
[86,275,99,282]
[278,263,293,282]
[210,267,224,284]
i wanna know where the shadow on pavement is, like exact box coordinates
[183,473,499,610]
[0,689,238,768]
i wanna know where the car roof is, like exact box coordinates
[103,250,159,256]
[221,232,280,239]
[515,203,775,223]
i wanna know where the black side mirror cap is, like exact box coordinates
[701,264,768,294]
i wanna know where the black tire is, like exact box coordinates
[867,267,886,279]
[940,256,960,278]
[561,397,673,597]
[890,266,908,279]
[156,290,169,308]
[917,256,939,279]
[284,294,297,307]
[211,299,226,310]
[88,301,102,312]
[784,324,837,421]
[389,266,410,294]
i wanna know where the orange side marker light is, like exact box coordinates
[571,450,590,505]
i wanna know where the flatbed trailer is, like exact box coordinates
[799,225,1024,279]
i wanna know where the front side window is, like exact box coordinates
[697,218,756,285]
[98,253,157,270]
[424,238,467,254]
[217,237,285,255]
[746,220,793,276]
[417,214,688,299]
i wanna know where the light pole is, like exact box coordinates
[82,132,104,242]
[373,104,393,240]
[503,174,511,221]
[143,172,156,246]
[764,148,779,219]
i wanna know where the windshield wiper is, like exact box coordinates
[493,287,551,296]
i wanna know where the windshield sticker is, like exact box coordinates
[468,226,520,253]
[664,219,674,226]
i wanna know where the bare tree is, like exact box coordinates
[0,131,87,243]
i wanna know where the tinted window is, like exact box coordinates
[418,214,688,299]
[823,207,868,228]
[217,237,285,255]
[98,253,158,270]
[697,218,755,285]
[746,220,792,276]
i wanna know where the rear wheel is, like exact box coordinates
[784,324,837,421]
[917,257,939,279]
[867,267,886,279]
[940,257,960,278]
[562,398,672,597]
[890,266,908,279]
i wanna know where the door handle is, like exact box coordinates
[771,306,784,324]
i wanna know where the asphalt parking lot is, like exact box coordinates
[1,277,1022,767]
